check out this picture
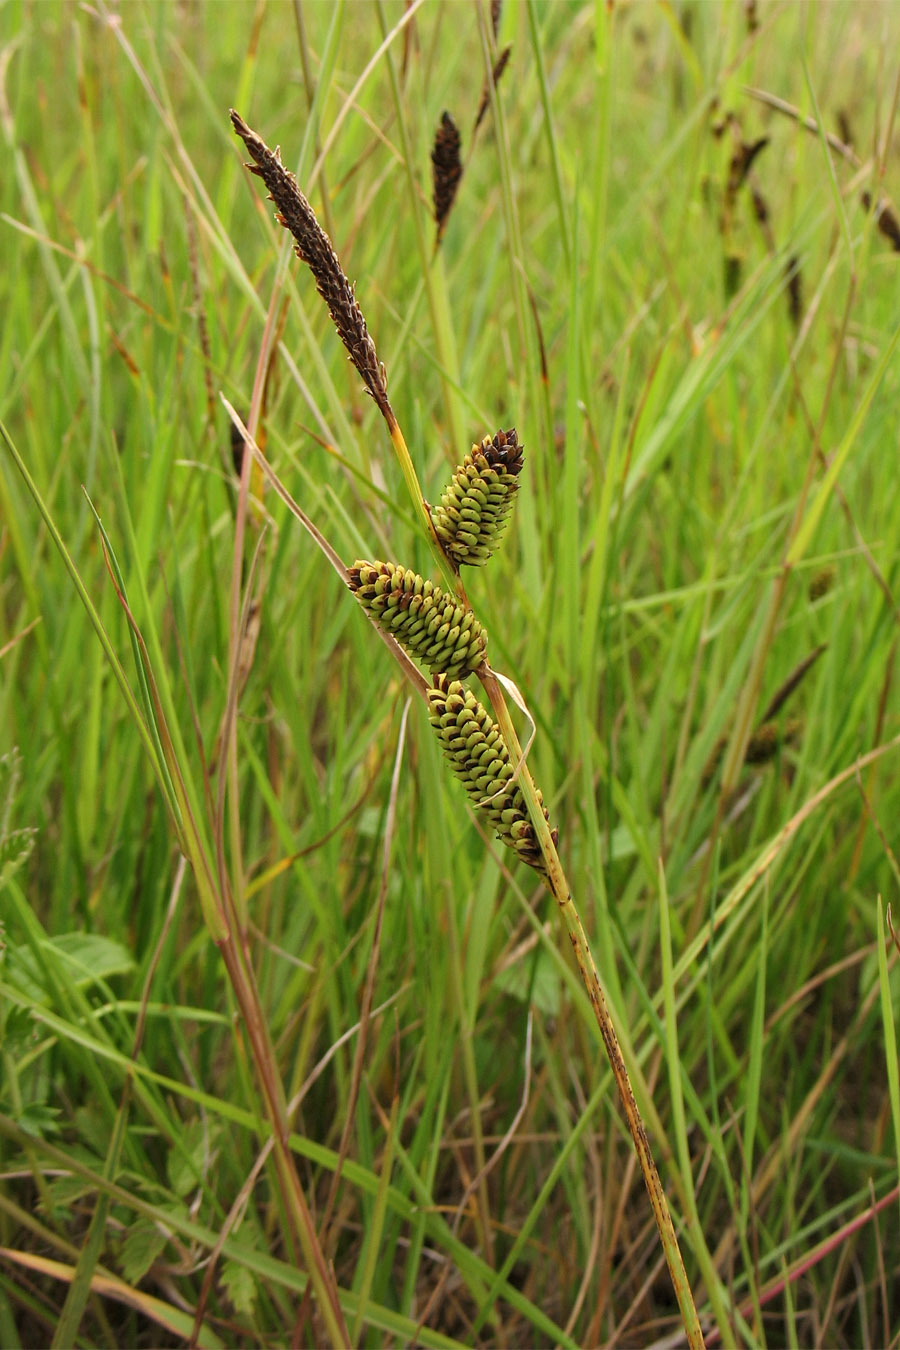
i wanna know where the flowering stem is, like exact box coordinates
[477,663,704,1348]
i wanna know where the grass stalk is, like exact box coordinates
[876,901,900,1231]
[659,859,736,1345]
[10,10,900,1343]
[231,102,705,1346]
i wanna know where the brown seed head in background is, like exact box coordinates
[474,46,512,133]
[808,565,835,602]
[431,111,463,245]
[491,0,502,40]
[785,254,803,327]
[862,190,900,253]
[230,110,394,428]
[744,715,803,765]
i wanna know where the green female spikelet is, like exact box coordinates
[426,676,557,874]
[433,428,524,567]
[348,561,487,677]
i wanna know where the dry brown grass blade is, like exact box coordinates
[0,1249,220,1348]
[742,86,858,163]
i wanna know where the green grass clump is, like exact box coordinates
[2,2,900,1346]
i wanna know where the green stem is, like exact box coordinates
[387,419,466,602]
[374,376,705,1350]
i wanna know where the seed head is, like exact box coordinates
[786,253,803,327]
[230,110,394,427]
[426,676,556,874]
[348,561,487,677]
[491,0,502,39]
[474,45,512,133]
[433,428,524,567]
[807,566,835,601]
[744,716,803,765]
[862,190,900,253]
[431,112,463,244]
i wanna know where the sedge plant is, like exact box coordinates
[230,107,705,1349]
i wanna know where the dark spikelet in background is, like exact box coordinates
[431,112,463,244]
[724,253,742,299]
[878,201,900,251]
[426,676,557,874]
[230,407,268,480]
[474,46,512,132]
[230,111,394,427]
[862,191,900,253]
[744,715,803,765]
[491,0,502,39]
[728,135,769,195]
[808,565,835,601]
[758,644,826,723]
[433,428,524,567]
[702,715,803,785]
[750,185,769,226]
[786,253,803,326]
[231,415,248,478]
[348,561,487,677]
[836,109,854,149]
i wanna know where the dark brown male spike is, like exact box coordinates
[230,110,395,429]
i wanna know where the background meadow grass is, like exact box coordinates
[2,0,900,1344]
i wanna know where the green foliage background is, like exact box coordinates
[2,1,900,1345]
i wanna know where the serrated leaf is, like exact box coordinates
[18,1102,61,1139]
[0,825,36,888]
[0,1004,38,1050]
[119,1220,169,1285]
[73,1104,118,1159]
[168,1118,218,1198]
[45,1174,98,1210]
[221,1258,258,1317]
